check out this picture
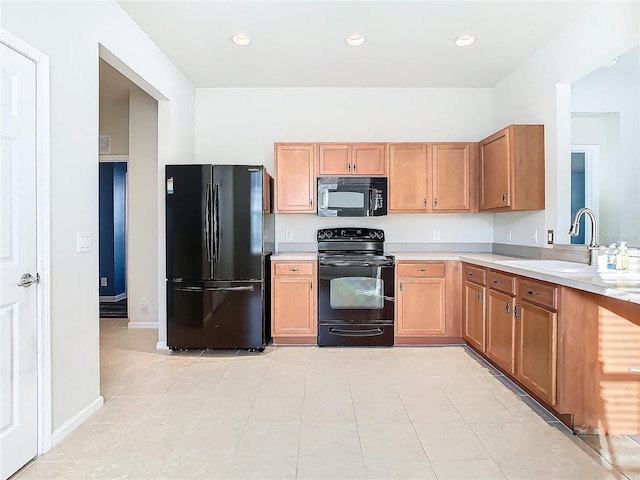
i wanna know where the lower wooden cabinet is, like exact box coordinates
[486,289,516,374]
[271,260,317,344]
[516,298,557,405]
[395,261,465,344]
[463,281,485,351]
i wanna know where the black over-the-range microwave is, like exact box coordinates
[317,176,387,217]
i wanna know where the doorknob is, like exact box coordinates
[18,273,40,287]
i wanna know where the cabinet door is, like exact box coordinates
[517,300,557,405]
[486,289,516,374]
[352,143,386,175]
[275,143,316,212]
[318,144,351,175]
[272,276,316,336]
[480,129,510,210]
[464,281,485,351]
[396,278,446,336]
[432,143,470,211]
[388,143,429,212]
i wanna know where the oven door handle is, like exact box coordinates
[329,327,385,337]
[355,289,395,302]
[319,261,394,267]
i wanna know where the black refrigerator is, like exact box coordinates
[165,165,275,350]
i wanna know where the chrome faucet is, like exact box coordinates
[569,207,599,265]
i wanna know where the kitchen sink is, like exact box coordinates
[494,259,600,274]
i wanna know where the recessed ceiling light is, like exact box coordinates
[604,57,619,68]
[346,34,365,47]
[232,34,251,46]
[455,35,476,47]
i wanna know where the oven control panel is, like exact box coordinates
[317,228,384,241]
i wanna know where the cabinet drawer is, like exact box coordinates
[397,262,445,278]
[487,270,515,295]
[518,277,556,310]
[463,264,486,285]
[274,262,314,276]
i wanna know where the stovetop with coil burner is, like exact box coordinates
[317,228,394,265]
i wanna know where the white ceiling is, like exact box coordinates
[117,0,599,88]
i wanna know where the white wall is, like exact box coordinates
[1,1,195,433]
[128,89,159,326]
[571,50,640,246]
[492,1,639,246]
[195,87,495,247]
[99,60,130,155]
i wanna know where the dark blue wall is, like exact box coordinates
[570,153,586,245]
[99,162,127,297]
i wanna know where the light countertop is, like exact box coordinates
[272,251,640,305]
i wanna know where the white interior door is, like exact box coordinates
[0,42,39,480]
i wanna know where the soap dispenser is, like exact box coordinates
[607,243,617,269]
[616,241,630,271]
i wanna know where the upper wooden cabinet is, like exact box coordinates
[432,143,478,212]
[479,124,544,212]
[318,143,386,176]
[388,143,477,213]
[388,143,430,212]
[274,143,317,213]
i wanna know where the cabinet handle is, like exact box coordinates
[505,301,512,314]
[400,282,403,292]
[514,304,521,318]
[417,268,427,272]
[309,198,313,206]
[468,273,476,277]
[423,198,427,208]
[502,192,508,204]
[310,281,312,290]
[348,163,352,172]
[290,268,299,272]
[493,280,503,284]
[630,368,640,373]
[527,290,540,296]
[434,198,438,208]
[476,291,483,302]
[353,163,356,172]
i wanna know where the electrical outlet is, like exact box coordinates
[547,230,554,245]
[100,277,107,287]
[433,230,441,241]
[507,230,512,243]
[140,297,148,310]
[285,229,293,240]
[532,230,538,244]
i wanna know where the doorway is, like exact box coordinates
[570,145,600,245]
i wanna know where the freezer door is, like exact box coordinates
[213,166,264,281]
[167,281,265,349]
[165,165,213,280]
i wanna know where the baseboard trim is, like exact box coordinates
[51,396,103,447]
[99,293,127,302]
[156,341,169,350]
[128,321,158,329]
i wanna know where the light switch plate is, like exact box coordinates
[77,232,91,253]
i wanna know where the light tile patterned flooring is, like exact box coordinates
[14,319,639,480]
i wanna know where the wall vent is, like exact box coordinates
[99,135,111,154]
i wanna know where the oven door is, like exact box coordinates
[318,262,395,324]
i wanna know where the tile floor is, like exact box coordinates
[14,319,639,480]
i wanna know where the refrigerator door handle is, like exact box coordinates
[213,184,220,263]
[174,285,255,292]
[205,184,212,263]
